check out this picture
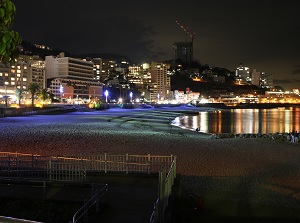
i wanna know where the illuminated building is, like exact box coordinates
[0,59,29,103]
[235,63,250,84]
[91,58,102,81]
[45,52,103,100]
[150,62,171,102]
[260,72,273,89]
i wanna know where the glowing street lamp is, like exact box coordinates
[60,84,64,103]
[105,90,108,103]
[130,92,133,103]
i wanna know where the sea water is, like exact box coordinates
[173,107,300,134]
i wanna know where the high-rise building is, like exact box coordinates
[150,61,171,102]
[173,42,193,65]
[91,58,102,81]
[17,55,46,90]
[235,63,251,84]
[251,68,273,89]
[252,69,261,86]
[260,72,273,89]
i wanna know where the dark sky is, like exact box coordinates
[12,0,300,90]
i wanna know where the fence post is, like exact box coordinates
[148,154,151,174]
[49,160,52,181]
[158,170,163,223]
[104,153,107,174]
[126,153,128,174]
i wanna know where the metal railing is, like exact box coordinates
[72,183,108,223]
[0,152,174,181]
[0,152,177,222]
[150,157,176,223]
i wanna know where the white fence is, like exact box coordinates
[0,152,175,180]
[0,152,177,223]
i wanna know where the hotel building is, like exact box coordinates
[45,53,103,100]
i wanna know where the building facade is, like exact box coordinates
[0,59,29,104]
[150,62,171,102]
[173,42,193,65]
[45,53,103,100]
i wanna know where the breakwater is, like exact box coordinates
[210,132,294,141]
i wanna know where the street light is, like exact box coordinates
[60,84,64,103]
[105,90,108,103]
[130,92,133,103]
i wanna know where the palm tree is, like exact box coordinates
[39,88,49,107]
[28,83,40,108]
[15,88,23,106]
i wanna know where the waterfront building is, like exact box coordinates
[150,62,171,102]
[0,59,29,104]
[45,52,103,101]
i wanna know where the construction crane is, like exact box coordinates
[175,20,196,45]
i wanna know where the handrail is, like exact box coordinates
[72,184,108,223]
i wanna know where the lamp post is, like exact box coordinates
[105,90,108,103]
[3,86,9,107]
[60,84,64,103]
[130,92,133,103]
[118,87,122,103]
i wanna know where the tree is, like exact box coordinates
[39,88,49,107]
[0,0,22,64]
[28,83,40,108]
[15,88,22,106]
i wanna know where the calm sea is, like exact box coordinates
[173,107,300,134]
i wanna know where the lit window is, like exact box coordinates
[17,74,20,77]
[23,78,27,81]
[11,82,15,85]
[4,81,9,85]
[0,73,2,76]
[17,70,21,73]
[5,73,8,76]
[11,77,15,81]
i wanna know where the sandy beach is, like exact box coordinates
[1,106,300,221]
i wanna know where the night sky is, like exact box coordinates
[11,0,300,90]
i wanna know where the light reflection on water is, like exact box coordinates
[174,107,300,134]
